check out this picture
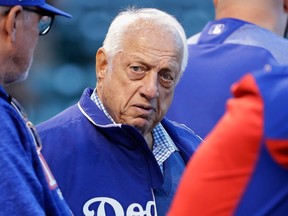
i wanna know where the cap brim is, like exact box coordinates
[38,3,72,18]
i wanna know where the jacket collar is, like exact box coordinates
[77,88,120,128]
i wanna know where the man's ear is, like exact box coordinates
[95,47,108,82]
[4,5,23,42]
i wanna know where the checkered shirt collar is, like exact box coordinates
[91,89,115,124]
[90,89,178,171]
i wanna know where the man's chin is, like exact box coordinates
[4,70,29,85]
[131,119,152,135]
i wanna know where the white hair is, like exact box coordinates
[102,7,188,80]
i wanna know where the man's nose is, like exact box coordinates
[140,72,160,100]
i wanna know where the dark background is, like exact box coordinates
[5,0,214,124]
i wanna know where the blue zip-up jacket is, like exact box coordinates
[37,87,201,216]
[0,86,71,216]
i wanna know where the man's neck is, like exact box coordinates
[144,132,154,150]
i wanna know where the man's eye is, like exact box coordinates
[127,66,146,80]
[161,73,173,81]
[159,72,175,88]
[130,66,144,73]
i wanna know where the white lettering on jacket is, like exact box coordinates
[83,197,157,216]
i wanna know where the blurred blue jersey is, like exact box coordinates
[167,18,288,138]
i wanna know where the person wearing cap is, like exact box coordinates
[167,0,288,139]
[36,7,202,216]
[0,0,71,215]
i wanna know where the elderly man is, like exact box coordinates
[37,7,202,216]
[0,0,71,215]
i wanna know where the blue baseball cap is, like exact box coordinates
[0,0,71,18]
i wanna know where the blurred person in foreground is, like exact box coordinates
[168,62,288,215]
[0,0,72,215]
[167,0,288,138]
[37,7,202,216]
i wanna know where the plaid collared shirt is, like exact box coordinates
[91,89,178,172]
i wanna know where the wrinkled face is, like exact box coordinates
[96,20,183,136]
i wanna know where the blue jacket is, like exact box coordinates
[167,18,288,138]
[37,87,201,216]
[0,86,71,216]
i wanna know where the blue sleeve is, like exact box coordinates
[0,107,46,215]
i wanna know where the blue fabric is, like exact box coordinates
[0,86,71,216]
[37,87,202,216]
[236,144,288,216]
[253,66,288,139]
[154,151,185,216]
[167,18,288,138]
[235,64,288,215]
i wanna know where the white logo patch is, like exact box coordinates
[208,24,225,35]
[83,197,157,216]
